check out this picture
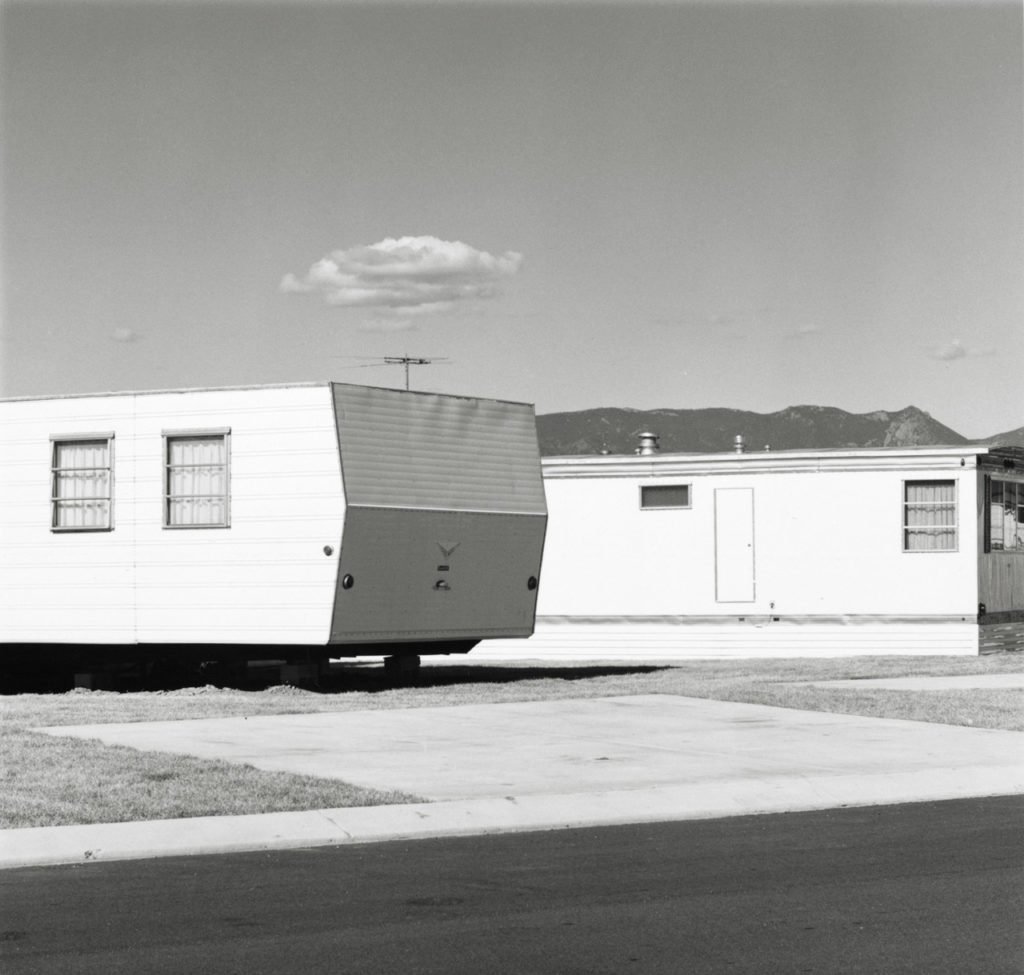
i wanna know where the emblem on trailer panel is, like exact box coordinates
[435,540,459,591]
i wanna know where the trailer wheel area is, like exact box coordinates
[383,653,421,684]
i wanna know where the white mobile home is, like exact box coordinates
[478,442,1023,659]
[0,382,547,674]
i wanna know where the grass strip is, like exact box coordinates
[0,727,420,829]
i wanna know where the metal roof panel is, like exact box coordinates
[331,385,546,514]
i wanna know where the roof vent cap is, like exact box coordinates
[733,434,746,454]
[636,431,660,456]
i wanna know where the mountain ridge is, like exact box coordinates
[536,404,1024,456]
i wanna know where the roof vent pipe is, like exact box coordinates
[636,431,660,456]
[733,434,746,454]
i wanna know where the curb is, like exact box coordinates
[4,767,1023,870]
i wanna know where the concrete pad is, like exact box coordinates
[41,695,1024,802]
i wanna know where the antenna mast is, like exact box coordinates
[383,356,443,390]
[330,354,449,390]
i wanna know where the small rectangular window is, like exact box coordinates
[903,479,956,552]
[51,437,113,531]
[640,484,691,509]
[165,432,230,528]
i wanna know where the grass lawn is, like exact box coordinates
[2,654,1022,829]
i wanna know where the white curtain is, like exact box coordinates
[1007,482,1021,551]
[1016,486,1024,550]
[989,480,1023,551]
[904,480,956,551]
[990,479,1005,550]
[53,440,111,529]
[166,436,227,526]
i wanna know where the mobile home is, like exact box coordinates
[477,441,1023,659]
[0,382,547,676]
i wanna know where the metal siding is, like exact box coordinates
[132,387,343,644]
[537,462,978,619]
[1,396,138,643]
[0,385,344,646]
[542,446,991,478]
[331,385,545,514]
[475,617,981,659]
[330,507,544,643]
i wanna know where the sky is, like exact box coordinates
[1,0,1021,438]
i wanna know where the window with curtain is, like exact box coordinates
[165,433,230,528]
[903,480,956,552]
[51,438,113,530]
[988,478,1023,552]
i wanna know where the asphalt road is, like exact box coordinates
[3,797,1022,975]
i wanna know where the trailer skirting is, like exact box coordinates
[477,615,984,659]
[979,620,1024,655]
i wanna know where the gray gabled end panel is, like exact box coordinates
[331,384,546,514]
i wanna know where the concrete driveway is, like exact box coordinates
[42,693,1024,803]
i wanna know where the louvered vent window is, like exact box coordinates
[640,484,691,509]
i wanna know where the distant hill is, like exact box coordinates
[535,405,986,456]
[983,425,1024,449]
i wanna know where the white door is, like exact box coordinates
[715,487,755,602]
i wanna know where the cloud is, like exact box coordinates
[704,304,777,334]
[790,322,821,336]
[929,339,994,361]
[931,339,968,360]
[281,236,523,316]
[357,316,420,333]
[779,322,822,338]
[110,327,138,343]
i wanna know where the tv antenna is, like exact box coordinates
[330,354,450,390]
[384,355,447,390]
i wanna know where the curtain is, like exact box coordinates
[53,440,111,529]
[990,479,1004,551]
[166,436,227,526]
[904,480,956,551]
[1002,481,1021,551]
[989,480,1023,551]
[1016,487,1024,550]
